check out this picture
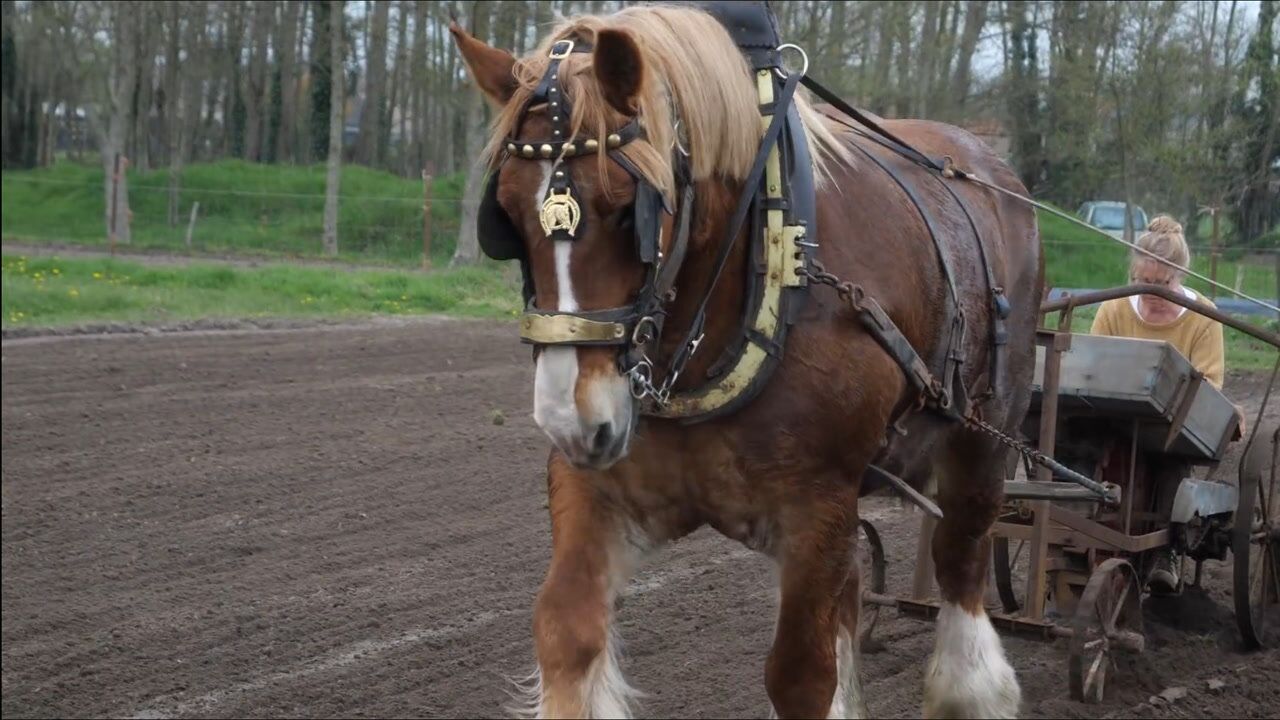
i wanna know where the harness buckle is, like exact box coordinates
[688,332,705,356]
[549,39,575,59]
[632,316,660,346]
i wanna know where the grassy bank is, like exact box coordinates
[1,160,464,266]
[3,161,1274,296]
[1,254,521,328]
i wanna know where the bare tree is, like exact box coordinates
[164,1,182,224]
[950,1,988,113]
[242,0,272,161]
[274,0,301,163]
[170,1,206,228]
[387,0,409,174]
[355,0,389,166]
[90,1,140,244]
[323,0,345,257]
[451,1,492,267]
[130,8,156,171]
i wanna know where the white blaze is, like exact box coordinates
[533,162,584,447]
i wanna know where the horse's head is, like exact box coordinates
[452,7,834,469]
[452,18,688,470]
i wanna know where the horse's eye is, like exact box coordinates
[616,208,636,234]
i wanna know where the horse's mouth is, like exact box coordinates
[555,413,634,470]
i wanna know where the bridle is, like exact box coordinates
[478,37,696,406]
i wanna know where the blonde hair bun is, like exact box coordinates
[1147,215,1183,236]
[1134,214,1190,272]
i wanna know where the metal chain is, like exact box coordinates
[802,258,864,308]
[802,260,1117,502]
[965,414,1065,478]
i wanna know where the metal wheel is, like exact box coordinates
[1069,558,1143,704]
[992,536,1024,614]
[857,519,887,647]
[1235,422,1279,650]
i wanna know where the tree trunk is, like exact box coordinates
[292,1,310,163]
[410,0,426,174]
[388,0,408,173]
[241,0,271,161]
[323,0,344,257]
[131,10,155,171]
[171,1,206,231]
[951,1,988,113]
[355,0,389,166]
[225,1,246,158]
[871,2,896,112]
[274,0,300,163]
[451,158,484,267]
[892,2,914,117]
[310,0,332,163]
[451,1,492,265]
[915,0,938,117]
[1007,0,1042,192]
[98,2,139,244]
[165,1,182,225]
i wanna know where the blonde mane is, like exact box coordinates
[483,4,851,201]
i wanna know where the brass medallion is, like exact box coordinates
[540,188,581,238]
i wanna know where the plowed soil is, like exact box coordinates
[3,318,1277,718]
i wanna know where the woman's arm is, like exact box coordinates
[1189,319,1226,390]
[1090,301,1116,336]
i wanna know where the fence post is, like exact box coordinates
[185,201,201,250]
[1209,206,1220,300]
[422,168,433,271]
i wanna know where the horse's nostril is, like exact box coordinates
[590,421,615,455]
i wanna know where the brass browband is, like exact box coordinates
[520,312,630,345]
[502,119,643,160]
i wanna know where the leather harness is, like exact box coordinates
[476,1,1009,432]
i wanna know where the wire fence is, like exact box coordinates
[2,172,465,268]
[2,172,1276,286]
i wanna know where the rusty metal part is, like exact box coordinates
[1069,558,1144,703]
[1041,285,1280,349]
[860,592,1145,653]
[866,464,943,518]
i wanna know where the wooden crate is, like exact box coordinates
[1027,334,1238,462]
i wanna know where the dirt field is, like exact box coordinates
[3,319,1277,719]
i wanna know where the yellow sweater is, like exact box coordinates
[1089,291,1225,389]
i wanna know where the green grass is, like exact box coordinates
[1,253,522,328]
[1,159,465,266]
[3,249,1273,369]
[1,162,1274,369]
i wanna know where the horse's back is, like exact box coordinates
[813,113,1043,451]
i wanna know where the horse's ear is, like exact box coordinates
[449,22,518,105]
[592,29,645,116]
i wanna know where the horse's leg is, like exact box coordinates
[831,549,868,719]
[766,501,863,719]
[922,435,1021,719]
[526,455,645,719]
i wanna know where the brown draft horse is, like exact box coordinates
[453,6,1042,718]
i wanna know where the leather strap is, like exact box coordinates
[800,75,945,173]
[666,70,803,381]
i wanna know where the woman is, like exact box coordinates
[1089,215,1229,593]
[1090,215,1225,389]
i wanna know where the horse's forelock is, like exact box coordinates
[483,5,853,198]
